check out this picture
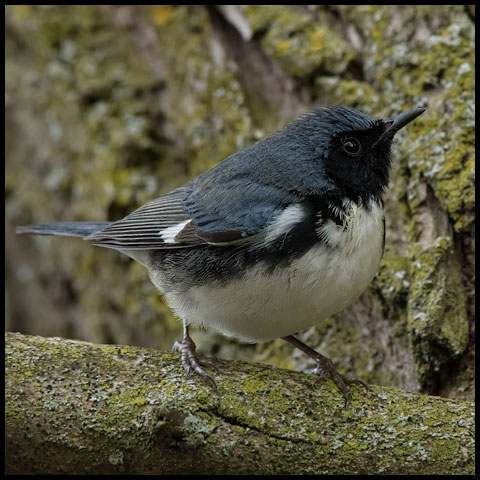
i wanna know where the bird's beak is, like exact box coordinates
[373,107,426,146]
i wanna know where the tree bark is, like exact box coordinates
[5,332,474,475]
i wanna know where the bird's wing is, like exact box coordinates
[88,188,194,249]
[87,182,300,250]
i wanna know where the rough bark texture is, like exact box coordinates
[5,333,475,475]
[5,3,474,446]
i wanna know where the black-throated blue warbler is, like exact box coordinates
[17,105,426,408]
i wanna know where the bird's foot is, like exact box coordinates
[282,335,368,409]
[313,355,368,409]
[172,331,217,389]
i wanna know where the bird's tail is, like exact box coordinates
[16,222,112,239]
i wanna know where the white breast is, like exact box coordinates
[161,201,385,343]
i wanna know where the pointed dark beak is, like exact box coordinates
[373,107,426,146]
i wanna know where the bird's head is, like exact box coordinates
[285,105,426,203]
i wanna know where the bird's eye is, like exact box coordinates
[342,137,361,155]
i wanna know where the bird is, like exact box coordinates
[17,105,426,408]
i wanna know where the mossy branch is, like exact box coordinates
[5,332,474,475]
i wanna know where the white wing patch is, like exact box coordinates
[159,219,192,244]
[264,204,306,244]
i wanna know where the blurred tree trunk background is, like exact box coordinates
[5,5,474,401]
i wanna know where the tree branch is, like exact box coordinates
[5,332,474,474]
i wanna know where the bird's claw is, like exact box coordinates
[172,336,217,389]
[314,358,369,409]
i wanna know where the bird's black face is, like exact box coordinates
[322,107,426,204]
[325,121,393,203]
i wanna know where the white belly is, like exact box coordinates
[162,202,385,343]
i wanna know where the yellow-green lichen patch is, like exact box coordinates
[331,6,474,233]
[372,247,410,310]
[6,4,191,348]
[243,5,357,78]
[315,78,381,115]
[149,5,255,175]
[403,106,474,233]
[6,333,475,474]
[390,11,474,232]
[407,237,468,387]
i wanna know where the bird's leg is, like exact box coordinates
[282,335,368,409]
[172,321,217,388]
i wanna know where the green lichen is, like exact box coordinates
[354,6,474,232]
[403,107,474,233]
[5,333,475,474]
[407,236,468,388]
[6,4,190,347]
[315,78,381,114]
[243,5,357,78]
[149,5,254,175]
[373,248,410,310]
[328,6,474,233]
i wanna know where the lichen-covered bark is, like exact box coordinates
[5,333,475,475]
[5,5,474,407]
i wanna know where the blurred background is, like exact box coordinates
[5,5,475,400]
